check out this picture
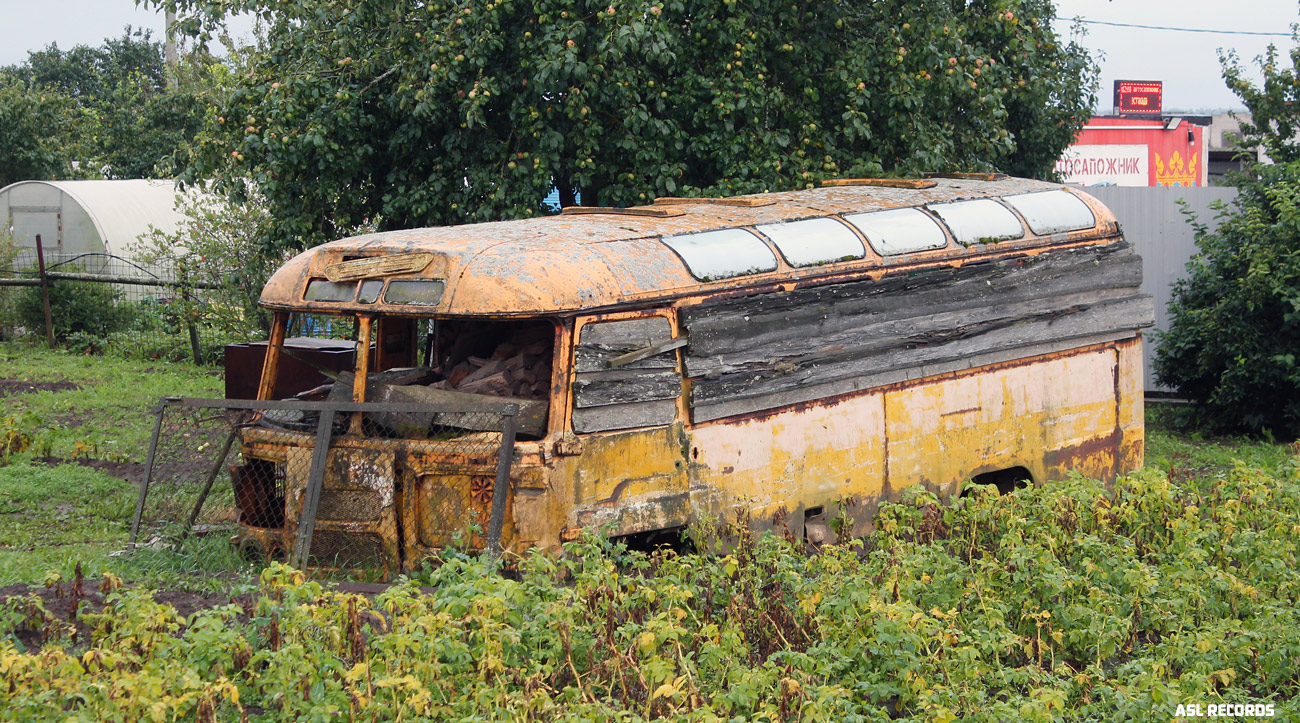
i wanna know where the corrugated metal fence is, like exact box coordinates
[1075,185,1239,392]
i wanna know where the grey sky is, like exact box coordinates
[1053,0,1297,112]
[0,0,256,65]
[1,0,1294,112]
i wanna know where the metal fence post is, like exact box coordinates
[179,263,203,365]
[130,400,171,545]
[485,404,519,559]
[173,422,239,551]
[291,409,336,569]
[34,234,54,347]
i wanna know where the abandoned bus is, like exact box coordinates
[231,175,1153,574]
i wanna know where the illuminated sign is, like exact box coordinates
[1114,80,1162,117]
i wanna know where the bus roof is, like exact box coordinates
[259,176,1120,316]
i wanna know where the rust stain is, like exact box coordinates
[258,178,1118,316]
[941,406,983,418]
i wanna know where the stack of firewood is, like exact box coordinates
[434,339,551,400]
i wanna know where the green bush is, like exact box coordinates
[1154,161,1300,438]
[4,458,1300,721]
[15,273,135,341]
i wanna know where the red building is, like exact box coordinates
[1055,116,1207,187]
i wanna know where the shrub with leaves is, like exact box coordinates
[1159,18,1300,438]
[1155,160,1300,438]
[14,269,135,342]
[132,190,286,341]
[4,454,1300,721]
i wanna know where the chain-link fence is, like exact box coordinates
[129,396,521,581]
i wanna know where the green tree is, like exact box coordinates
[1156,25,1300,438]
[151,0,1097,252]
[0,27,213,181]
[131,190,289,338]
[1221,22,1300,164]
[0,77,76,185]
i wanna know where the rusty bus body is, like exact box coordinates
[232,176,1154,573]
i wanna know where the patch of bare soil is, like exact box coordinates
[0,379,80,397]
[34,456,150,486]
[33,456,219,492]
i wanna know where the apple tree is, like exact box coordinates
[151,0,1097,250]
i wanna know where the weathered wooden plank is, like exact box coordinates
[685,244,1138,327]
[573,398,678,433]
[691,330,1142,423]
[580,317,673,346]
[574,369,681,408]
[684,284,1144,378]
[687,258,1142,360]
[575,347,677,372]
[609,336,688,368]
[689,293,1154,404]
[683,243,1142,359]
[332,372,548,437]
[683,241,1138,324]
[575,316,677,372]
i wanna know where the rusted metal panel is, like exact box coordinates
[560,423,691,537]
[257,178,1117,316]
[687,388,888,531]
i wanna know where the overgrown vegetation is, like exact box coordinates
[0,341,1295,719]
[3,442,1298,721]
[1156,23,1300,438]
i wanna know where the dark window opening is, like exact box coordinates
[962,467,1033,496]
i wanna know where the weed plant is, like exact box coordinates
[3,450,1299,722]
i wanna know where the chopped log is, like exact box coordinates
[459,371,509,396]
[460,358,504,386]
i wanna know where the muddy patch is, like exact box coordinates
[0,380,80,397]
[34,456,149,486]
[33,456,222,490]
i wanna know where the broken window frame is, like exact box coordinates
[571,311,685,435]
[258,311,558,440]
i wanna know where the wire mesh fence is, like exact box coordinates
[0,250,224,362]
[129,396,520,581]
[127,405,252,549]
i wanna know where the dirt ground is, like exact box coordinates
[33,455,150,485]
[0,380,80,397]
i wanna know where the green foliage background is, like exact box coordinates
[152,0,1098,251]
[1156,26,1300,439]
[0,28,210,184]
